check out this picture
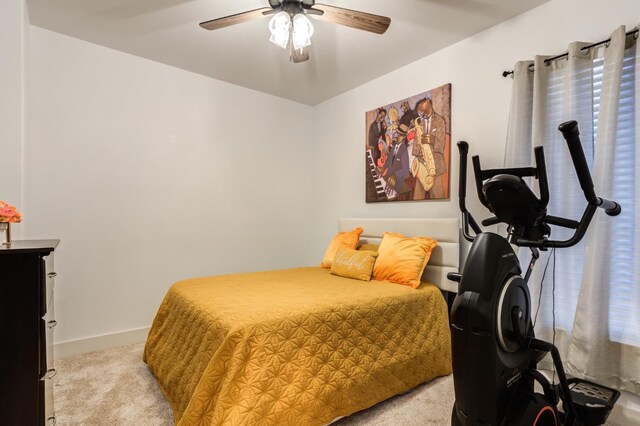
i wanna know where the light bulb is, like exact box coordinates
[269,12,291,49]
[292,14,314,50]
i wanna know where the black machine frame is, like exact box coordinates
[448,120,621,426]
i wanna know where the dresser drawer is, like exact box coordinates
[40,371,56,426]
[40,301,56,379]
[41,254,56,317]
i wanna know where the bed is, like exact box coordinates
[143,218,459,425]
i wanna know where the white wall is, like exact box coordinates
[0,0,28,237]
[21,0,639,351]
[27,27,316,345]
[311,0,640,253]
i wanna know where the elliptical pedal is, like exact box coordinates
[567,378,620,426]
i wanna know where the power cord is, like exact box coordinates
[552,246,557,385]
[533,247,555,328]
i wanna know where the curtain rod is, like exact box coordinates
[502,28,639,77]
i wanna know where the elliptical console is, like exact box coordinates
[449,121,621,426]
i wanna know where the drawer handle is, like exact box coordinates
[47,416,57,426]
[46,368,57,379]
[48,272,57,278]
[48,320,58,329]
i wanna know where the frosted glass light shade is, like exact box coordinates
[292,14,314,50]
[269,12,291,49]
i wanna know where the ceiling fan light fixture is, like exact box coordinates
[200,0,391,64]
[268,11,291,49]
[291,13,314,50]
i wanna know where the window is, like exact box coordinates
[536,47,639,347]
[595,52,639,346]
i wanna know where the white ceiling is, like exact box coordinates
[27,0,550,105]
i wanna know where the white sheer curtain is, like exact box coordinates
[504,24,640,394]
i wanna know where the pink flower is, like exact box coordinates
[0,200,22,223]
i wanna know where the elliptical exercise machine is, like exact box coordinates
[448,121,621,426]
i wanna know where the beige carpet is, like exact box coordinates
[54,343,624,425]
[54,343,174,425]
[54,342,454,425]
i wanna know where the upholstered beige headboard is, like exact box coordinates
[339,218,460,293]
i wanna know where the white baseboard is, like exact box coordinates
[54,326,150,359]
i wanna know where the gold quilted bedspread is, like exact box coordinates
[143,267,452,425]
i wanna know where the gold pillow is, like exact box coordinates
[330,248,379,281]
[358,243,380,252]
[373,232,438,288]
[320,227,364,268]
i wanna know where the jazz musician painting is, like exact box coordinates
[365,83,451,203]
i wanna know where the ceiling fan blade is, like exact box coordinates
[199,8,272,31]
[290,46,310,63]
[310,4,390,34]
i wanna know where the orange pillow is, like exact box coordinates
[320,227,364,268]
[330,248,379,281]
[373,232,438,288]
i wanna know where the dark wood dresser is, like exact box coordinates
[0,240,59,426]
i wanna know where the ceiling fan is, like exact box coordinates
[199,0,391,63]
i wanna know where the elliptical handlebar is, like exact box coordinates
[603,200,622,216]
[457,141,470,212]
[457,141,482,242]
[558,120,621,217]
[534,146,550,208]
[455,121,621,249]
[557,120,597,204]
[515,121,621,248]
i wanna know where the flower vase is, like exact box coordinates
[0,222,11,246]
